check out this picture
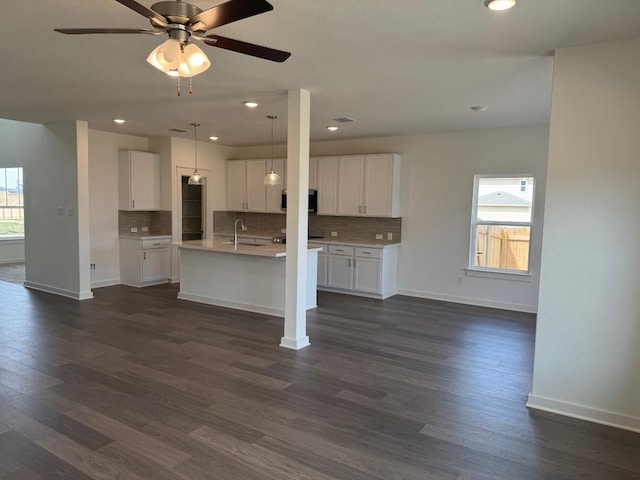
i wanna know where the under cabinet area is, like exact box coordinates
[119,236,171,287]
[118,150,160,211]
[316,242,399,298]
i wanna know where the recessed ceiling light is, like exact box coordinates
[113,118,126,124]
[243,101,259,108]
[471,105,488,112]
[327,126,339,131]
[484,0,516,11]
[209,136,219,141]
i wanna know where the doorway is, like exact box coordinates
[181,175,204,241]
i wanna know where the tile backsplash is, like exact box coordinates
[213,211,401,243]
[119,210,172,236]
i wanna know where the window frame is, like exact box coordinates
[468,174,535,276]
[0,167,25,240]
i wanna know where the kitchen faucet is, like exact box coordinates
[234,219,247,249]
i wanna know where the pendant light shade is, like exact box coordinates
[188,122,204,185]
[264,115,281,186]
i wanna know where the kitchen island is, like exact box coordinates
[175,239,320,317]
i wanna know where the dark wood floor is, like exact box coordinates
[0,282,639,479]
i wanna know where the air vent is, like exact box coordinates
[333,117,356,123]
[169,128,188,133]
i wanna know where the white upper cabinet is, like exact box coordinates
[337,156,365,216]
[309,157,318,190]
[362,154,400,217]
[118,151,160,211]
[226,159,284,213]
[319,153,401,217]
[226,161,247,211]
[317,156,339,215]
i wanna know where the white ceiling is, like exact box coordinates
[2,0,640,146]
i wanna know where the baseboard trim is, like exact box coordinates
[397,288,537,313]
[177,292,284,317]
[24,281,94,301]
[526,393,640,434]
[90,278,120,289]
[280,336,311,350]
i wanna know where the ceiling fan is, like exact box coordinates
[54,0,290,85]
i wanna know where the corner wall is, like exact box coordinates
[529,37,640,432]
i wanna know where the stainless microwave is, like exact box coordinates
[281,189,318,213]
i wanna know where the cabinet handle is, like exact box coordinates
[354,258,357,267]
[358,205,362,214]
[132,200,135,209]
[143,252,146,260]
[364,205,367,215]
[362,251,371,255]
[348,258,351,267]
[336,249,344,252]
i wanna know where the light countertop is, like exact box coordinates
[213,233,400,249]
[175,239,322,258]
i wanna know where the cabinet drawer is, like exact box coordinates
[328,245,354,256]
[355,247,381,259]
[141,238,171,250]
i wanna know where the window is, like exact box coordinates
[470,175,534,273]
[0,167,24,238]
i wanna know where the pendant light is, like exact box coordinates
[264,115,281,186]
[188,123,204,185]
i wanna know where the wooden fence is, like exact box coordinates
[476,226,530,271]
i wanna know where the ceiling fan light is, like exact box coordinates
[182,43,211,77]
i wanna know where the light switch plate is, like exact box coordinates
[387,232,393,240]
[142,226,149,232]
[375,234,383,240]
[131,227,138,233]
[330,231,338,237]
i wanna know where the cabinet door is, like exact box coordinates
[226,161,247,211]
[337,156,365,216]
[317,252,327,287]
[142,248,170,282]
[354,257,382,294]
[328,254,353,290]
[363,154,393,217]
[317,157,338,215]
[309,157,318,190]
[126,152,160,210]
[265,158,285,213]
[246,160,267,212]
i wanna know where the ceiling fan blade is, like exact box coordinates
[54,28,162,35]
[204,34,291,63]
[114,0,168,27]
[190,0,273,31]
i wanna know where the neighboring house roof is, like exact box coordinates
[479,191,531,206]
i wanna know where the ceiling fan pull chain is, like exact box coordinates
[177,75,181,96]
[189,77,193,95]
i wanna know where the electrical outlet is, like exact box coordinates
[457,276,463,285]
[67,207,74,216]
[142,226,149,232]
[386,232,393,240]
[330,231,338,237]
[131,227,138,233]
[281,228,287,234]
[90,263,96,271]
[57,206,64,216]
[375,234,383,240]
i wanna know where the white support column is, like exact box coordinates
[281,88,311,350]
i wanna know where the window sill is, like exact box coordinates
[465,268,532,282]
[0,236,25,244]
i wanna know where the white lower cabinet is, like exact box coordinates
[309,242,327,287]
[320,243,398,298]
[120,236,172,287]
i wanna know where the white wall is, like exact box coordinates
[235,125,549,312]
[529,37,640,432]
[88,130,150,287]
